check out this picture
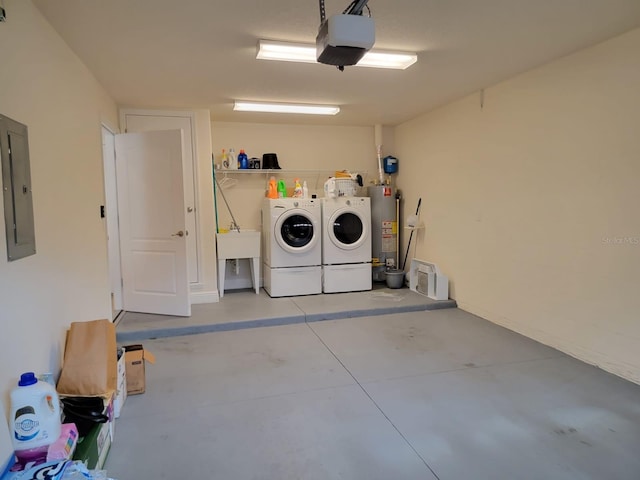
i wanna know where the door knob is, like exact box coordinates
[171,230,184,237]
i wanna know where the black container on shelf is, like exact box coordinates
[262,153,280,169]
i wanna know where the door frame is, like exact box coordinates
[101,123,123,320]
[119,109,202,285]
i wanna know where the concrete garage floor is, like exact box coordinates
[107,292,640,479]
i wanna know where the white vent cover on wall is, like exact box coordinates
[409,259,449,301]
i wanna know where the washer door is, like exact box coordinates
[275,209,319,254]
[328,208,368,250]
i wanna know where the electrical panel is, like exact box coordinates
[1,114,36,261]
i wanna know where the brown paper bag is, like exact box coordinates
[57,319,117,398]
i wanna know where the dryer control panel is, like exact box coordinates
[291,199,318,209]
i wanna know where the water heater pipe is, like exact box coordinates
[374,124,384,185]
[395,193,401,268]
[376,145,384,185]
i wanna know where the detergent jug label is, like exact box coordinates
[14,407,41,442]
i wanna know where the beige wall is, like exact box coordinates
[0,0,118,412]
[395,28,640,384]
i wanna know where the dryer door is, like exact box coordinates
[275,209,319,254]
[328,208,368,250]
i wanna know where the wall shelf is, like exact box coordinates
[214,169,369,193]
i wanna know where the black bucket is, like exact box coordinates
[262,153,280,169]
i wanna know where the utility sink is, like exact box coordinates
[216,229,260,259]
[216,230,261,297]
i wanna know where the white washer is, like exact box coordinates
[262,198,322,297]
[321,197,372,293]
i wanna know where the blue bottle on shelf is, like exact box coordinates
[238,149,249,169]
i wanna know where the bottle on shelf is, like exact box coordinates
[221,149,228,169]
[277,179,287,198]
[238,149,249,169]
[228,148,237,169]
[292,178,303,197]
[302,181,309,198]
[267,176,278,198]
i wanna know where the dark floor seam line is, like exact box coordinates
[304,322,442,480]
[290,297,308,317]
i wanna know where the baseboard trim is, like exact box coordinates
[190,290,219,304]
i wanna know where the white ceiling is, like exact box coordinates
[33,0,640,127]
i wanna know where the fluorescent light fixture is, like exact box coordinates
[233,101,340,115]
[257,41,317,64]
[356,50,418,69]
[257,40,417,70]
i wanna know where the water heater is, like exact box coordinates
[368,184,397,282]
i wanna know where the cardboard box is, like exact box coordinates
[72,421,111,470]
[124,345,155,395]
[114,348,127,418]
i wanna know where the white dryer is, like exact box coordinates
[321,197,372,293]
[262,198,322,297]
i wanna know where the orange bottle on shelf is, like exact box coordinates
[267,176,278,198]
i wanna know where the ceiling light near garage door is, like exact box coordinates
[233,101,340,115]
[256,40,417,70]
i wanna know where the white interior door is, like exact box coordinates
[115,129,191,316]
[122,112,199,284]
